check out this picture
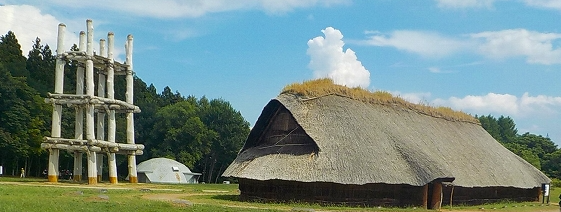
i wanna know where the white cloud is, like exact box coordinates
[307,27,370,88]
[523,0,561,10]
[15,0,350,18]
[432,92,561,117]
[0,5,70,55]
[362,29,561,65]
[435,0,497,8]
[471,29,561,64]
[364,30,471,58]
[0,5,129,60]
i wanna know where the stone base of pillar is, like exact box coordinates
[97,175,102,182]
[74,175,82,182]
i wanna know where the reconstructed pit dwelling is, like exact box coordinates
[223,79,550,210]
[42,20,144,184]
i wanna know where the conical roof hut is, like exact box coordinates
[223,79,550,208]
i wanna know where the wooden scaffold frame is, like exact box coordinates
[42,19,144,184]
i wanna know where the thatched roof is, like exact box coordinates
[223,80,550,188]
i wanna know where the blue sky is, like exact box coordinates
[1,0,561,144]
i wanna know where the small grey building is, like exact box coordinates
[137,158,201,184]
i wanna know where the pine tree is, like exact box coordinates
[0,31,28,78]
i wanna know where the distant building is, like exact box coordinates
[136,158,201,184]
[223,79,550,209]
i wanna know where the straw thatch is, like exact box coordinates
[222,80,549,206]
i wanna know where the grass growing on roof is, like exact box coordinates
[281,78,479,124]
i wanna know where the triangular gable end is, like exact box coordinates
[242,100,318,156]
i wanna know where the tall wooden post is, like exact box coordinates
[125,34,138,183]
[431,182,443,210]
[96,38,106,182]
[85,19,97,185]
[107,32,118,184]
[48,23,66,183]
[422,184,428,209]
[73,31,86,182]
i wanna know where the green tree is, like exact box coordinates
[26,37,55,95]
[197,97,250,183]
[497,116,517,143]
[0,63,48,176]
[0,31,27,78]
[149,101,214,168]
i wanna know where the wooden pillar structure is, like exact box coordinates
[43,19,143,185]
[48,23,66,183]
[107,32,118,184]
[73,31,86,182]
[96,38,107,182]
[85,19,98,185]
[125,35,138,183]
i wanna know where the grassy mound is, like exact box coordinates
[281,78,479,124]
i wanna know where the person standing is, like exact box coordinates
[20,168,25,178]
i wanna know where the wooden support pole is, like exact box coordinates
[73,152,82,181]
[73,30,86,183]
[85,19,97,185]
[107,32,118,184]
[48,23,66,183]
[431,182,443,210]
[125,34,137,183]
[96,38,106,182]
[423,184,428,209]
[87,151,97,184]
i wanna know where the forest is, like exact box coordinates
[0,31,250,183]
[1,30,561,183]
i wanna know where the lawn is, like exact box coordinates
[0,177,558,212]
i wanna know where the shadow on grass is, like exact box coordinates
[211,194,240,202]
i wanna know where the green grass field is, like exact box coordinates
[0,177,558,212]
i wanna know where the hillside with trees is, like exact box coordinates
[0,31,249,182]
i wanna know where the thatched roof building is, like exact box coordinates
[223,79,550,209]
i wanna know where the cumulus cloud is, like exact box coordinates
[435,0,497,8]
[364,30,470,58]
[361,29,561,65]
[11,0,350,18]
[0,5,73,55]
[0,5,129,60]
[307,27,370,88]
[471,29,561,64]
[432,92,561,117]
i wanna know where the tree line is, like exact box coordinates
[0,31,250,183]
[477,115,561,179]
